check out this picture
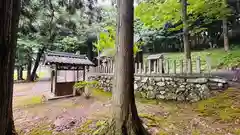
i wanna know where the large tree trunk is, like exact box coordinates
[181,0,191,60]
[109,0,148,134]
[223,0,229,51]
[26,57,32,82]
[17,66,23,80]
[30,47,45,81]
[223,19,229,51]
[0,0,21,134]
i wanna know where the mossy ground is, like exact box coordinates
[14,95,43,108]
[14,84,240,135]
[195,88,240,122]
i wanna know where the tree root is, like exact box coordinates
[96,118,149,135]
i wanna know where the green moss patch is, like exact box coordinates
[14,95,43,108]
[195,89,240,122]
[139,113,166,127]
[75,119,108,135]
[92,89,112,99]
[18,124,52,135]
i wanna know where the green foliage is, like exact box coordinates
[94,26,116,53]
[217,50,240,68]
[17,0,104,69]
[94,25,143,57]
[74,80,99,89]
[135,0,231,32]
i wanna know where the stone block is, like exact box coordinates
[159,91,166,95]
[135,77,141,81]
[176,88,186,94]
[174,78,185,82]
[156,94,165,100]
[156,82,165,87]
[209,78,227,83]
[165,92,177,100]
[147,91,156,99]
[154,77,162,81]
[187,92,201,102]
[177,95,185,101]
[186,78,208,84]
[141,77,148,83]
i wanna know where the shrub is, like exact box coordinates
[74,81,99,98]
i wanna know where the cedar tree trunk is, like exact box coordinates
[30,47,45,81]
[223,19,229,51]
[109,0,149,134]
[181,0,191,60]
[17,66,23,80]
[26,57,32,82]
[0,0,21,134]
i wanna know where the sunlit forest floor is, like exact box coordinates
[13,82,240,135]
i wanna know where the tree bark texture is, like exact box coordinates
[0,0,21,134]
[30,47,45,81]
[223,19,229,51]
[181,0,191,60]
[17,66,23,80]
[27,56,32,82]
[110,0,148,134]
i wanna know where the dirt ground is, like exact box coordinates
[13,82,240,135]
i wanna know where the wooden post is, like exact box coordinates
[106,63,109,73]
[166,59,169,74]
[143,62,146,74]
[113,63,115,73]
[187,59,192,74]
[180,60,183,74]
[83,66,86,81]
[112,60,114,73]
[138,63,142,74]
[196,56,201,73]
[173,60,176,74]
[135,63,138,74]
[148,60,151,74]
[97,66,99,73]
[51,69,53,93]
[108,62,111,73]
[156,59,159,73]
[54,65,58,95]
[101,65,103,73]
[73,70,76,96]
[64,70,67,82]
[159,58,163,74]
[73,70,75,82]
[77,69,79,81]
[153,61,156,73]
[206,54,211,74]
[105,63,107,73]
[110,60,113,73]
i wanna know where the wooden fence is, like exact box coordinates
[89,56,212,75]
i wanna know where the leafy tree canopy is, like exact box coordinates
[135,0,232,33]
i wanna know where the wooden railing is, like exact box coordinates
[89,56,212,75]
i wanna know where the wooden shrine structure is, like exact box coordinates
[44,51,94,97]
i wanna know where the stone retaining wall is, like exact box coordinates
[88,74,228,102]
